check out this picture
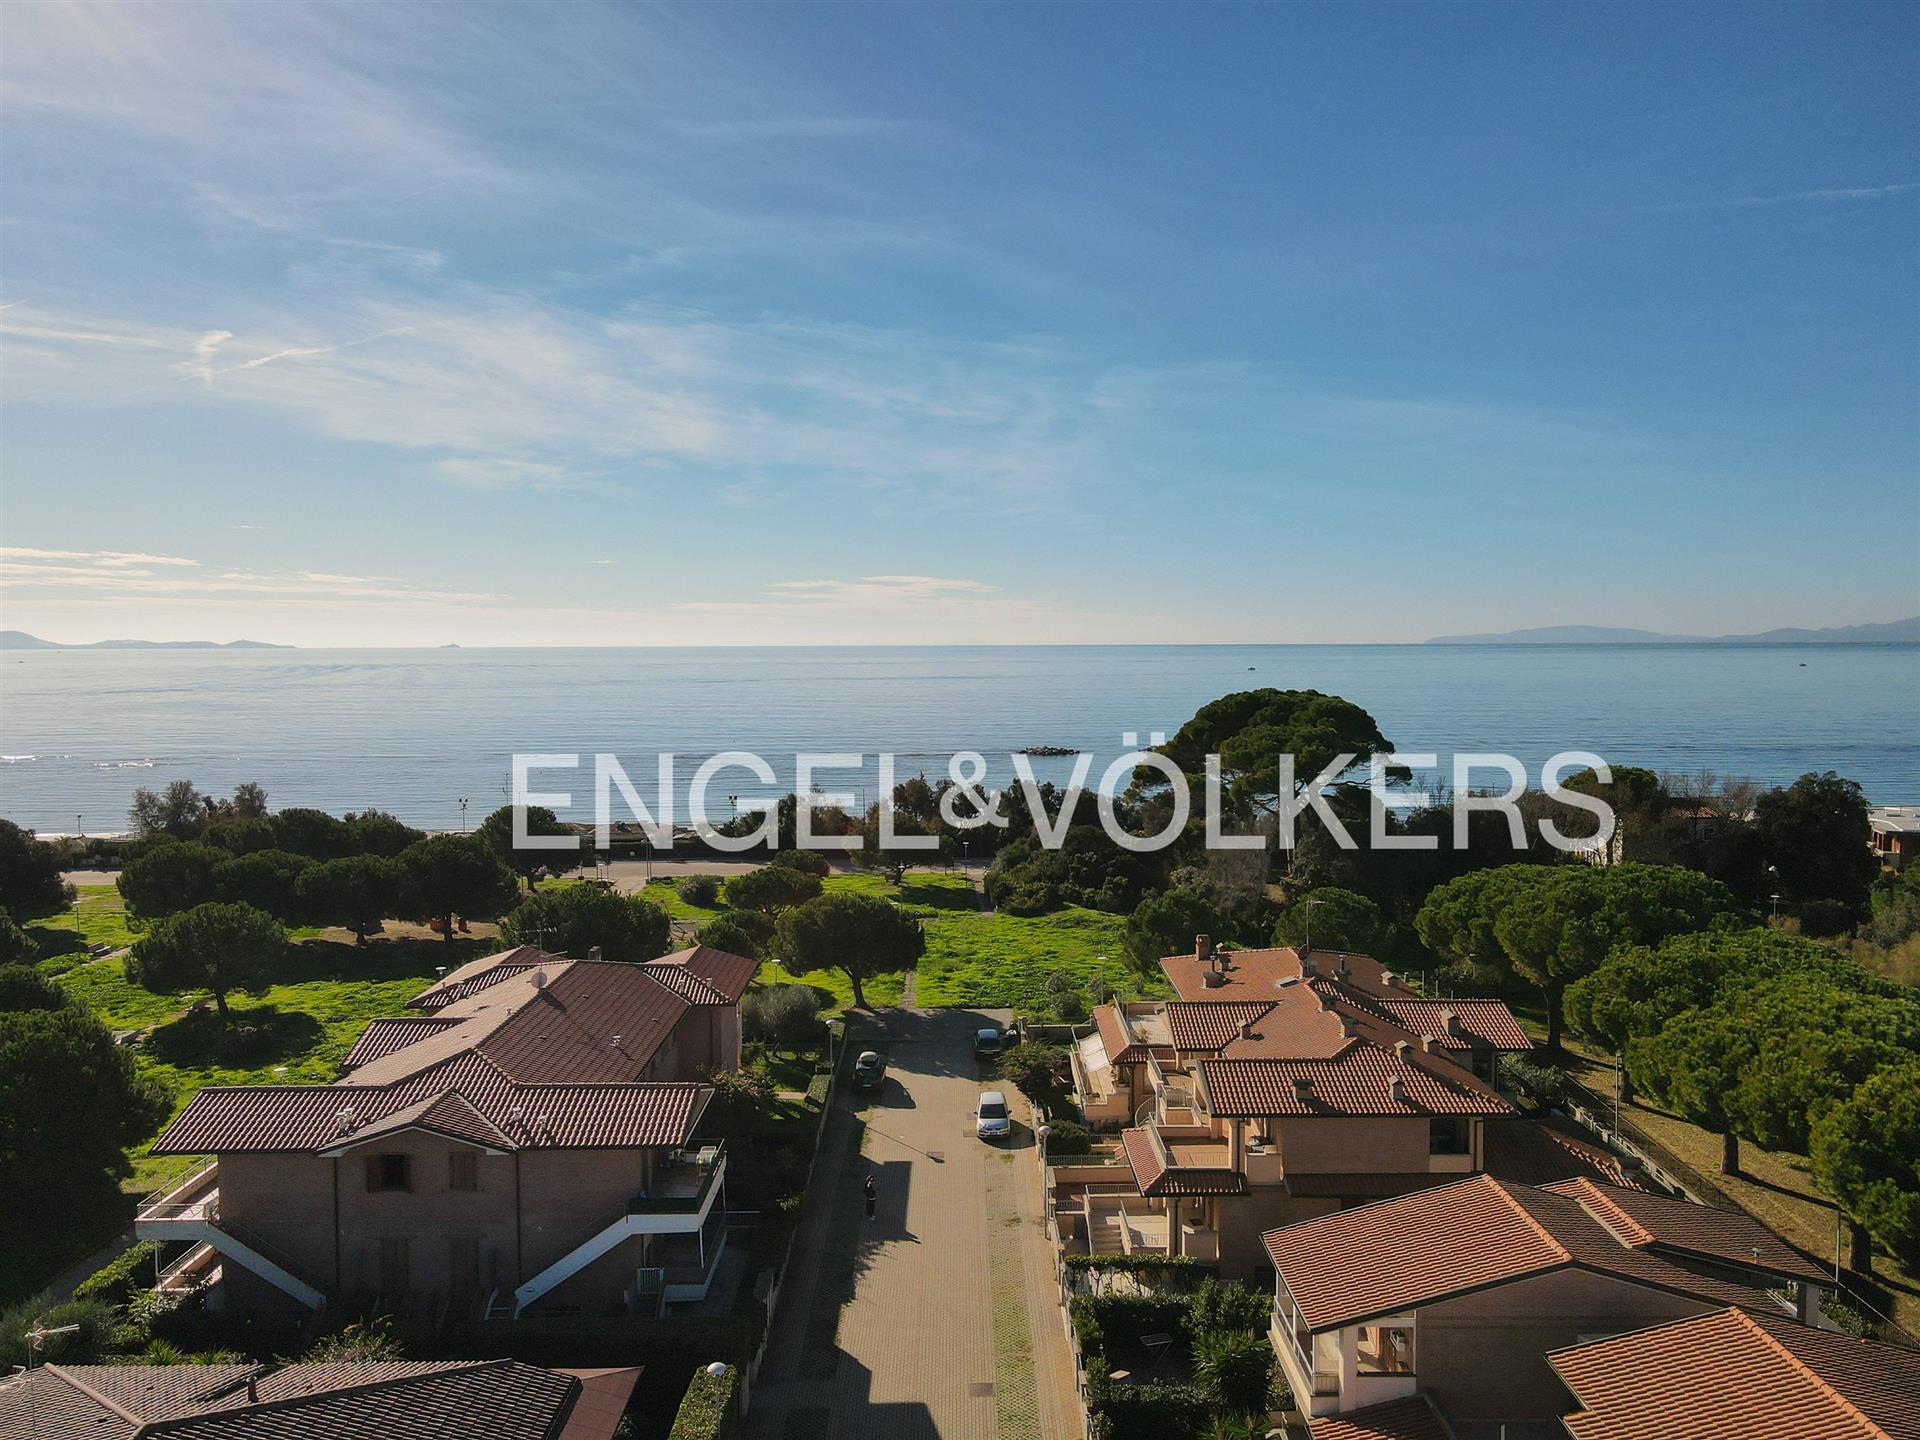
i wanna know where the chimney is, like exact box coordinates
[246,1377,258,1404]
[1292,1075,1315,1103]
[1334,958,1352,982]
[1393,1039,1411,1062]
[1422,1035,1441,1054]
[1300,951,1318,978]
[587,945,604,963]
[1442,1009,1461,1037]
[1380,970,1396,988]
[1337,1013,1358,1039]
[1239,1017,1258,1039]
[1195,934,1213,965]
[1388,1074,1407,1103]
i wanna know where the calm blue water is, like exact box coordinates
[1,644,1915,832]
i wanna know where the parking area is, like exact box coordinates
[745,1008,1080,1440]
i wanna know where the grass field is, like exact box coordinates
[27,884,139,974]
[648,867,1157,1014]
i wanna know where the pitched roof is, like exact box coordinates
[1200,1045,1513,1119]
[405,945,560,1011]
[1310,1393,1457,1440]
[1365,996,1533,1052]
[0,1361,641,1440]
[340,1017,462,1069]
[643,944,758,1004]
[1551,1306,1920,1440]
[1120,1126,1247,1197]
[1264,1174,1776,1330]
[1162,943,1412,1002]
[1164,1000,1274,1052]
[1544,1176,1827,1282]
[1095,1002,1152,1064]
[1483,1118,1656,1193]
[319,1089,513,1153]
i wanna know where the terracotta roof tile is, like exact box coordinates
[1162,943,1412,1002]
[340,1018,462,1069]
[1200,1047,1513,1119]
[1310,1393,1457,1440]
[1546,1176,1828,1282]
[406,945,561,1011]
[1483,1119,1656,1192]
[1095,1002,1149,1064]
[645,944,758,1003]
[1163,1000,1275,1052]
[0,1361,640,1440]
[1551,1307,1920,1440]
[1119,1126,1247,1197]
[1264,1174,1775,1330]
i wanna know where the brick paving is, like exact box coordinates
[746,1009,1081,1440]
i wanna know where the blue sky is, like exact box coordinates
[1,0,1914,645]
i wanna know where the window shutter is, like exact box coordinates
[365,1155,381,1192]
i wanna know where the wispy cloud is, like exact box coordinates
[1661,182,1919,211]
[2,546,198,568]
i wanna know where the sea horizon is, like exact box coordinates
[4,640,1916,832]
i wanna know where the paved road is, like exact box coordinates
[745,1009,1080,1440]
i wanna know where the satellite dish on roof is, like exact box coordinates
[530,969,546,989]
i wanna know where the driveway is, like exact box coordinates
[745,1009,1081,1440]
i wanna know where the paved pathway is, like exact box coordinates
[746,1009,1080,1440]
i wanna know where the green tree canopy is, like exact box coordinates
[726,862,824,916]
[1137,688,1393,821]
[1813,1060,1920,1273]
[117,840,225,920]
[200,814,280,855]
[269,807,352,860]
[0,914,34,966]
[1567,927,1895,1058]
[1123,886,1224,973]
[0,963,67,1012]
[1755,771,1879,932]
[0,1000,170,1205]
[398,834,520,943]
[0,818,72,918]
[127,779,213,839]
[700,909,774,961]
[1272,886,1390,956]
[998,1040,1067,1104]
[342,809,426,857]
[774,891,923,1009]
[500,881,670,962]
[126,901,286,1020]
[213,848,313,920]
[1418,863,1739,1049]
[476,804,578,886]
[296,854,404,944]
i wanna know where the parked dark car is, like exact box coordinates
[974,1027,1004,1061]
[852,1050,886,1091]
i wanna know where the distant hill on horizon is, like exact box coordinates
[0,630,292,650]
[1426,617,1920,645]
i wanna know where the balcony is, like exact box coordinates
[628,1142,725,1215]
[135,1161,220,1237]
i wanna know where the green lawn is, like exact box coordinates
[27,884,139,974]
[52,936,483,1196]
[660,866,1156,1013]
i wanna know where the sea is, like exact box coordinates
[1,644,1915,834]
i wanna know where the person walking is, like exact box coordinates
[863,1172,878,1220]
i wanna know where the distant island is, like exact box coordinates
[0,630,292,650]
[1426,617,1920,645]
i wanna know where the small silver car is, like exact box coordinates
[975,1090,1011,1141]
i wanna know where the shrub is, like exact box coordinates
[1193,1327,1277,1420]
[667,1361,740,1440]
[680,875,722,908]
[1043,1120,1093,1156]
[1499,1053,1571,1112]
[0,1296,119,1369]
[1187,1277,1271,1336]
[304,1315,406,1361]
[702,1068,775,1132]
[742,985,823,1050]
[804,1073,831,1108]
[997,1040,1068,1103]
[770,849,830,878]
[701,910,772,960]
[73,1242,162,1305]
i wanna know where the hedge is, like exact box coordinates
[805,1073,831,1108]
[667,1362,741,1440]
[72,1243,162,1305]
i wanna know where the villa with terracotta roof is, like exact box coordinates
[135,944,755,1321]
[1550,1306,1920,1440]
[1054,936,1538,1276]
[0,1358,641,1440]
[1262,1172,1829,1430]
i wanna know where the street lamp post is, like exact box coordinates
[459,798,469,832]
